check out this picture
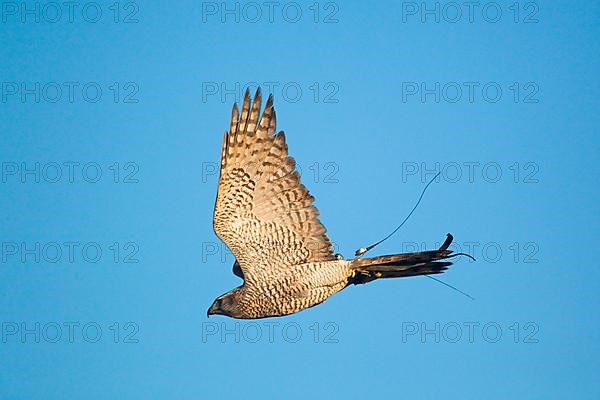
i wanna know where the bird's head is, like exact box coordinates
[207,289,242,318]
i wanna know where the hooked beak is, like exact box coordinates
[207,302,218,317]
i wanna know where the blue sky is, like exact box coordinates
[1,0,599,398]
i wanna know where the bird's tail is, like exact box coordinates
[349,234,469,285]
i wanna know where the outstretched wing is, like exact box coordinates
[213,88,335,284]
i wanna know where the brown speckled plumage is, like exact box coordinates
[208,88,464,319]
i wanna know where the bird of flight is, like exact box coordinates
[208,88,469,319]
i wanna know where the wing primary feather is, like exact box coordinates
[247,88,262,135]
[237,88,252,137]
[220,130,228,169]
[257,94,274,139]
[230,102,239,136]
[269,109,277,137]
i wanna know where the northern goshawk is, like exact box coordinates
[208,88,466,319]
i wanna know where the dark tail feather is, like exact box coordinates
[349,234,467,285]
